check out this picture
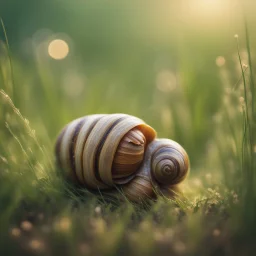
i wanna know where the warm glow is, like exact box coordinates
[156,70,177,93]
[188,0,228,18]
[48,39,69,60]
[195,0,224,11]
[215,56,226,67]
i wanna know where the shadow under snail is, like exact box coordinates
[55,114,189,202]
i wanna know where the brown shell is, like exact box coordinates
[55,114,189,203]
[119,139,189,202]
[55,114,156,189]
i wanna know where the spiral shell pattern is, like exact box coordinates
[55,114,189,202]
[151,139,189,186]
[55,114,156,189]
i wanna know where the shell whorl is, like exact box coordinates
[150,139,189,186]
[55,114,189,202]
[55,114,156,189]
[121,138,189,201]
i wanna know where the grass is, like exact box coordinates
[0,18,256,256]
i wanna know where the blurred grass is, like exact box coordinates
[1,0,256,255]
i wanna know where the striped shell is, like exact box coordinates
[55,114,189,202]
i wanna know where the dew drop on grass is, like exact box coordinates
[10,228,21,238]
[29,239,45,251]
[21,220,33,231]
[212,229,221,237]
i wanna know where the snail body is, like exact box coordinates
[55,114,189,202]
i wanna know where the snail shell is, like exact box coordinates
[55,114,189,202]
[122,138,189,201]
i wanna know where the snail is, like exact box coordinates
[55,114,189,202]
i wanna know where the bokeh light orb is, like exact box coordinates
[48,39,69,60]
[215,56,226,67]
[156,70,177,93]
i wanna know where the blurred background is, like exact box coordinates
[0,0,254,168]
[1,1,256,255]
